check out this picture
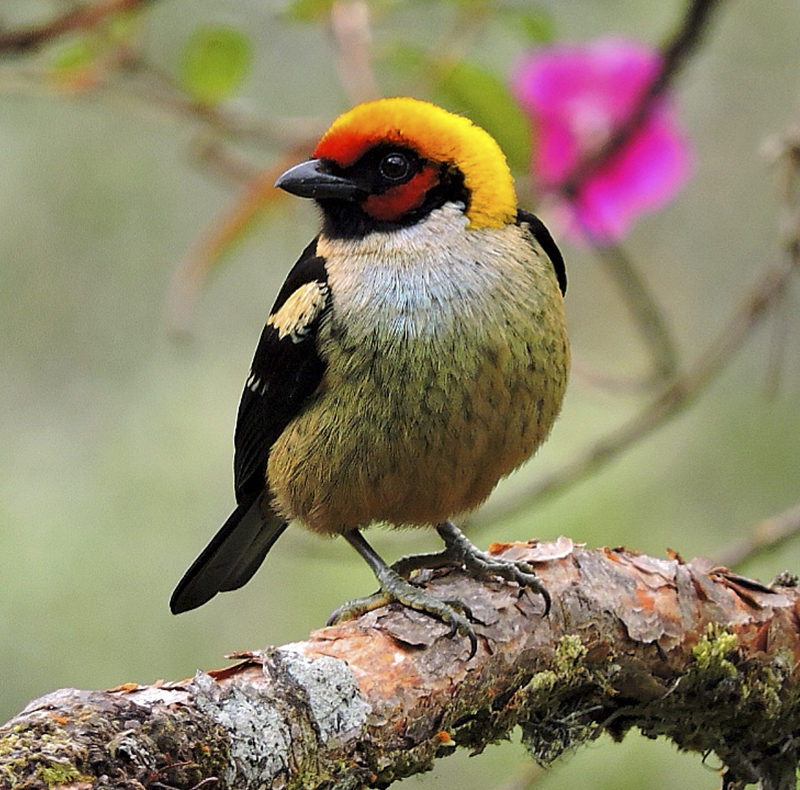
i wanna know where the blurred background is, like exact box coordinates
[1,1,799,788]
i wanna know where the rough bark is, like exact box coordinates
[2,538,800,790]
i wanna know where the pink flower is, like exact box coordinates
[512,38,693,243]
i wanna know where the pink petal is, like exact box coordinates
[511,37,694,243]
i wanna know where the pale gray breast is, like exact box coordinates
[316,203,544,359]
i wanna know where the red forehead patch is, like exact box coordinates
[314,127,411,167]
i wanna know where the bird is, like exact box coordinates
[170,97,569,653]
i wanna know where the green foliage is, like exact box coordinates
[514,8,557,43]
[179,26,253,105]
[47,10,142,81]
[282,0,336,22]
[49,36,99,78]
[105,9,144,46]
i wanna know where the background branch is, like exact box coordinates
[589,242,680,385]
[480,115,800,525]
[480,243,798,525]
[715,501,800,569]
[558,0,728,388]
[0,0,159,55]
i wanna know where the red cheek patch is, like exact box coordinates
[362,167,439,222]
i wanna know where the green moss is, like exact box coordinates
[523,637,590,698]
[37,761,90,787]
[518,636,609,765]
[692,624,738,677]
[0,717,92,789]
[525,670,557,694]
[553,634,588,669]
[623,622,800,786]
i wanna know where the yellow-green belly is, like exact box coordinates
[267,295,568,534]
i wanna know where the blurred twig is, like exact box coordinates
[168,0,382,334]
[714,501,800,569]
[166,142,317,337]
[0,4,331,334]
[497,252,795,512]
[591,241,680,385]
[562,0,728,387]
[490,762,546,790]
[429,0,491,69]
[0,0,159,55]
[0,19,325,152]
[763,117,800,393]
[120,57,327,149]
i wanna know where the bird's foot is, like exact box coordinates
[425,521,551,614]
[328,545,478,658]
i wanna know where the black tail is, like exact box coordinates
[170,494,288,614]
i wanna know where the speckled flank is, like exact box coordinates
[267,203,569,533]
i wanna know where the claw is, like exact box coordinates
[540,585,552,616]
[332,531,482,657]
[328,584,478,658]
[441,597,474,622]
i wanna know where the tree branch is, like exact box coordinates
[715,500,800,570]
[3,539,800,790]
[0,0,159,56]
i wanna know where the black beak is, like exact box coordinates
[275,159,363,201]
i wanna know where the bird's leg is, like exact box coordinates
[433,521,551,614]
[328,529,478,657]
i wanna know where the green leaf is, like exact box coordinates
[50,36,99,78]
[180,26,253,105]
[381,41,426,72]
[434,60,531,173]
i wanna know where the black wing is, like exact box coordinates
[517,209,567,296]
[170,239,331,614]
[233,237,330,503]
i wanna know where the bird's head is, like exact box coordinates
[275,97,518,239]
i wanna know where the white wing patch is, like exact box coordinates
[267,280,329,343]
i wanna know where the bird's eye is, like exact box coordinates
[379,153,410,182]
